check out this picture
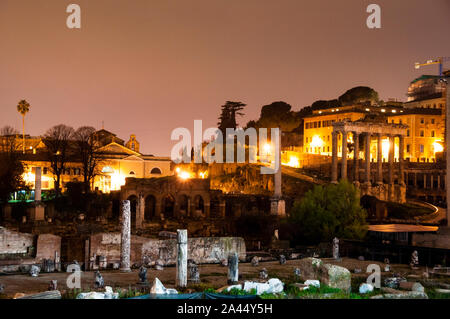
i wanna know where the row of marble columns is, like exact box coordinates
[331,131,405,186]
[409,172,446,189]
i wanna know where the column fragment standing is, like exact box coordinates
[377,134,383,184]
[341,131,348,180]
[353,132,359,184]
[365,133,371,185]
[399,135,405,185]
[120,200,131,272]
[331,131,338,183]
[176,229,188,288]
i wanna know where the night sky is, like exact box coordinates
[1,0,449,155]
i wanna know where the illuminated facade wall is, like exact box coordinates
[303,110,366,157]
[303,107,444,163]
[94,156,172,192]
[21,157,172,193]
[388,112,444,162]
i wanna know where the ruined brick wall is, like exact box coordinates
[412,233,450,249]
[87,233,246,265]
[35,234,61,261]
[88,233,122,263]
[141,237,246,265]
[0,226,35,255]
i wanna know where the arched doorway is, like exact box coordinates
[127,195,138,229]
[194,195,204,217]
[162,195,175,219]
[178,194,189,217]
[144,195,156,220]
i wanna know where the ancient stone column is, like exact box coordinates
[331,131,338,183]
[176,229,188,288]
[414,172,417,188]
[120,200,131,272]
[365,133,371,185]
[399,135,405,186]
[137,194,144,229]
[377,134,383,185]
[353,132,359,184]
[430,175,434,189]
[437,175,441,189]
[423,173,427,189]
[388,135,394,185]
[35,167,42,202]
[227,252,239,284]
[341,131,348,180]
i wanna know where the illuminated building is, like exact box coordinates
[302,104,444,163]
[7,129,172,193]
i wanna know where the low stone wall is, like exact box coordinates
[0,226,34,255]
[412,233,450,249]
[88,233,246,266]
[0,227,62,272]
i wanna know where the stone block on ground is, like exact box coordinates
[304,280,320,288]
[150,278,178,294]
[399,281,424,293]
[297,258,351,291]
[359,283,374,294]
[242,278,284,295]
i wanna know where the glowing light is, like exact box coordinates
[381,138,390,161]
[175,167,181,173]
[263,143,272,154]
[347,135,353,143]
[282,155,300,168]
[23,172,35,184]
[310,135,324,148]
[381,109,386,113]
[110,172,126,190]
[179,171,191,180]
[102,166,114,173]
[433,141,444,153]
[199,171,208,179]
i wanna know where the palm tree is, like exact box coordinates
[17,99,30,154]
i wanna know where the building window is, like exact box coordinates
[399,119,402,124]
[420,130,424,137]
[431,118,435,124]
[406,144,410,153]
[407,130,410,137]
[420,118,424,124]
[420,145,424,153]
[43,167,48,175]
[129,171,135,175]
[151,167,162,174]
[306,137,308,143]
[431,131,435,137]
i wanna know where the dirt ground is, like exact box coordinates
[0,257,437,298]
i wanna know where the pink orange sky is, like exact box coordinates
[0,0,449,155]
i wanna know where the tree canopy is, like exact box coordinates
[284,180,367,245]
[246,101,301,132]
[338,86,379,106]
[0,126,26,202]
[217,101,246,133]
